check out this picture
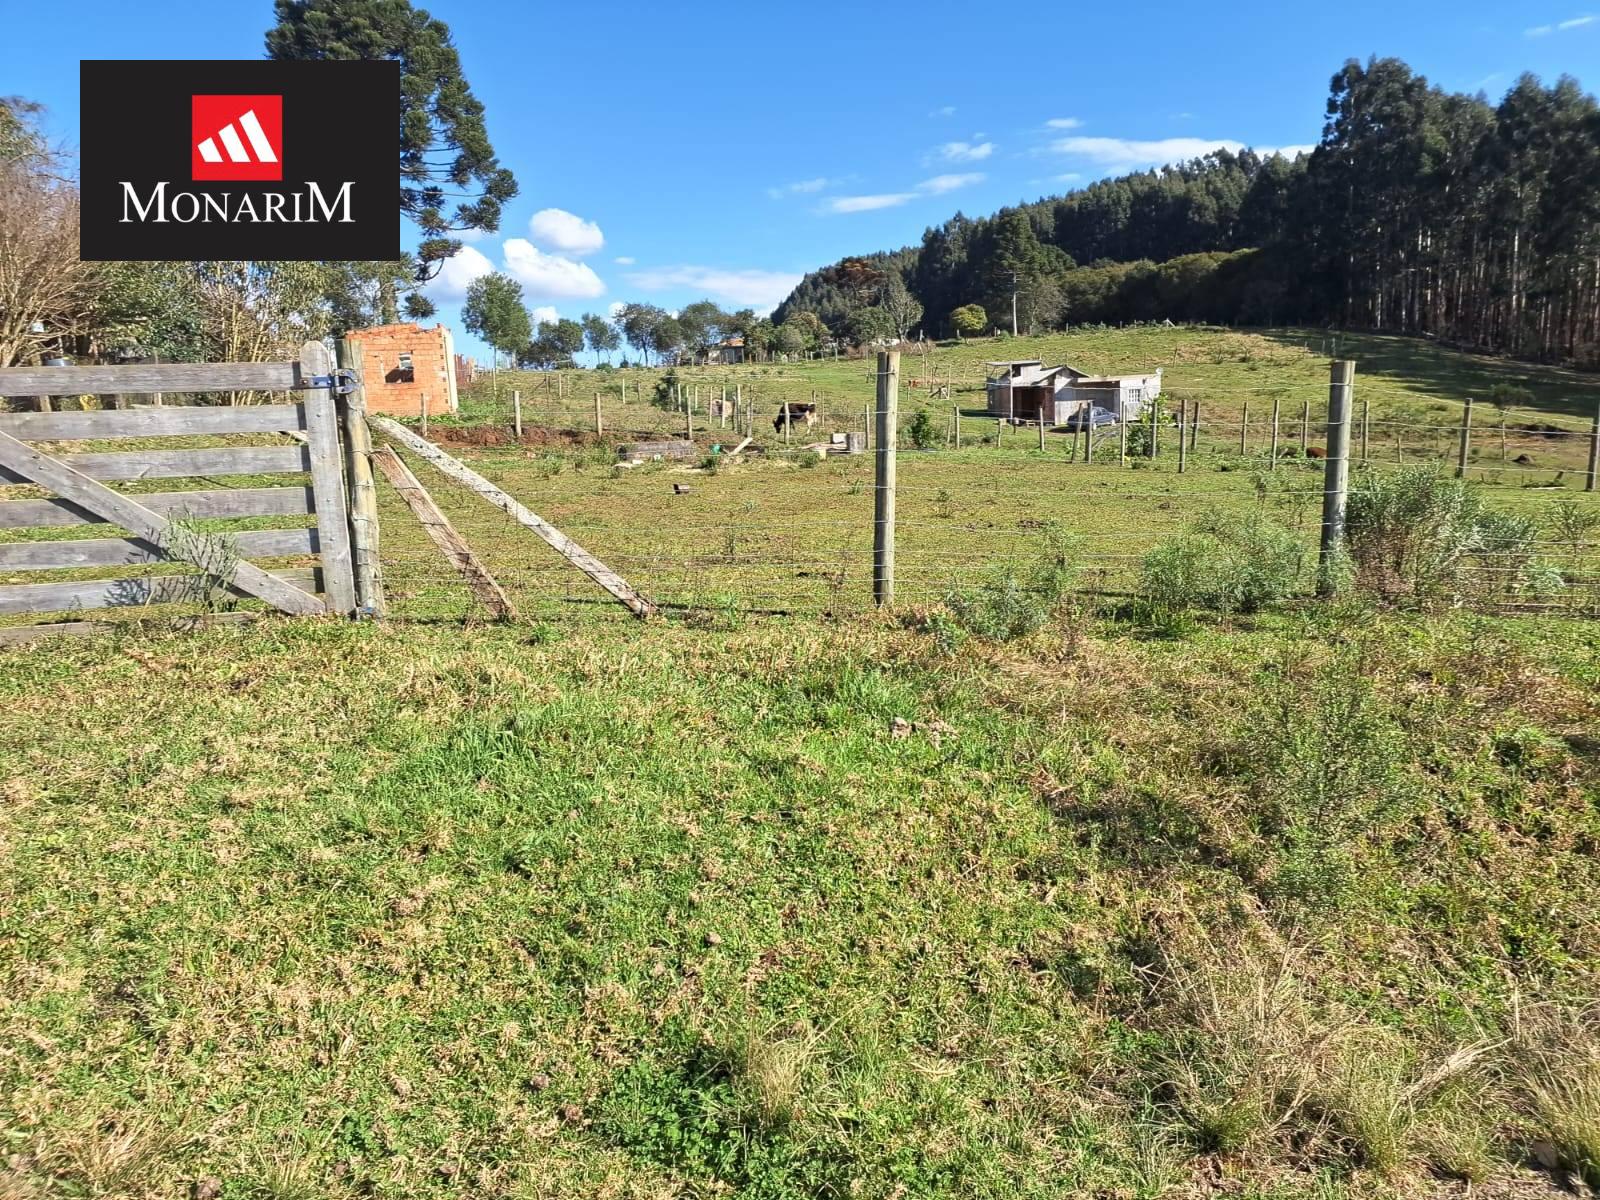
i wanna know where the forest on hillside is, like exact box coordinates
[774,58,1600,365]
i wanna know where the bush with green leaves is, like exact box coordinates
[1140,513,1306,616]
[1343,466,1558,606]
[906,407,938,449]
[943,523,1076,642]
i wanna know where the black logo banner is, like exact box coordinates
[80,59,400,262]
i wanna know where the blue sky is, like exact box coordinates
[4,0,1598,360]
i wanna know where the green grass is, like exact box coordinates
[2,605,1598,1198]
[452,326,1600,476]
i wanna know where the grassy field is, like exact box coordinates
[3,603,1599,1199]
[3,326,1600,1198]
[445,327,1600,479]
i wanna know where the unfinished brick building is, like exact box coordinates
[345,323,460,417]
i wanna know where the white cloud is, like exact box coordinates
[529,305,560,327]
[1053,172,1083,183]
[425,244,495,300]
[929,140,994,164]
[1045,117,1084,129]
[608,300,626,317]
[1048,135,1255,170]
[823,171,985,214]
[930,104,957,117]
[622,265,803,312]
[917,172,985,194]
[502,238,606,300]
[823,192,918,213]
[1527,13,1596,34]
[526,208,605,256]
[767,177,832,198]
[613,255,636,265]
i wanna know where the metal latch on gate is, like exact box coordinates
[296,368,359,395]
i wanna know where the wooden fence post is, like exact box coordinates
[1587,396,1600,492]
[512,389,522,439]
[1149,396,1159,458]
[1362,399,1371,463]
[1038,416,1045,452]
[1240,400,1249,454]
[1456,397,1474,479]
[1082,409,1092,466]
[1270,394,1281,467]
[420,390,429,438]
[1300,398,1310,456]
[336,336,384,617]
[1189,400,1199,454]
[873,350,898,608]
[1319,360,1355,596]
[1177,398,1188,474]
[953,406,960,449]
[595,392,604,437]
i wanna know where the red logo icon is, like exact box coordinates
[191,95,282,181]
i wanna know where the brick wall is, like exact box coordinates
[348,323,458,417]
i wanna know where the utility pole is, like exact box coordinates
[1010,271,1020,338]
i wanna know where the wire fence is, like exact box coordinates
[373,378,1600,626]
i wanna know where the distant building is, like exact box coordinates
[453,353,477,389]
[703,336,745,365]
[345,323,460,417]
[984,359,1161,425]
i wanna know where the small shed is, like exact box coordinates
[985,360,1161,425]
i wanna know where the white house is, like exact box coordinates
[984,360,1162,424]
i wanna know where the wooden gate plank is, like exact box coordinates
[371,417,655,619]
[0,362,298,396]
[295,342,357,615]
[0,486,315,529]
[0,568,323,615]
[0,405,306,440]
[371,446,516,620]
[0,432,325,616]
[0,527,317,571]
[0,445,309,484]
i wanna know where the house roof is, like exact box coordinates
[983,359,1043,368]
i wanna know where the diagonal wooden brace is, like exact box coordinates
[0,431,326,617]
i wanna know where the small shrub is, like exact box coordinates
[907,407,938,449]
[1344,466,1557,607]
[1139,513,1305,616]
[943,523,1076,642]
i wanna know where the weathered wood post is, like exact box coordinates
[1587,396,1600,492]
[1118,405,1128,467]
[420,390,429,438]
[1240,400,1249,454]
[1362,399,1371,463]
[1319,360,1355,597]
[1177,398,1188,474]
[1270,394,1281,467]
[595,392,604,437]
[873,350,899,608]
[1082,408,1092,466]
[1189,400,1199,454]
[686,398,693,445]
[337,336,384,617]
[1037,416,1045,452]
[953,407,960,449]
[1456,396,1474,479]
[512,388,522,439]
[1149,396,1159,458]
[1300,398,1310,456]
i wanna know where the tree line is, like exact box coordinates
[460,271,852,370]
[774,57,1600,365]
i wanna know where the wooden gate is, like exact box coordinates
[0,342,357,638]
